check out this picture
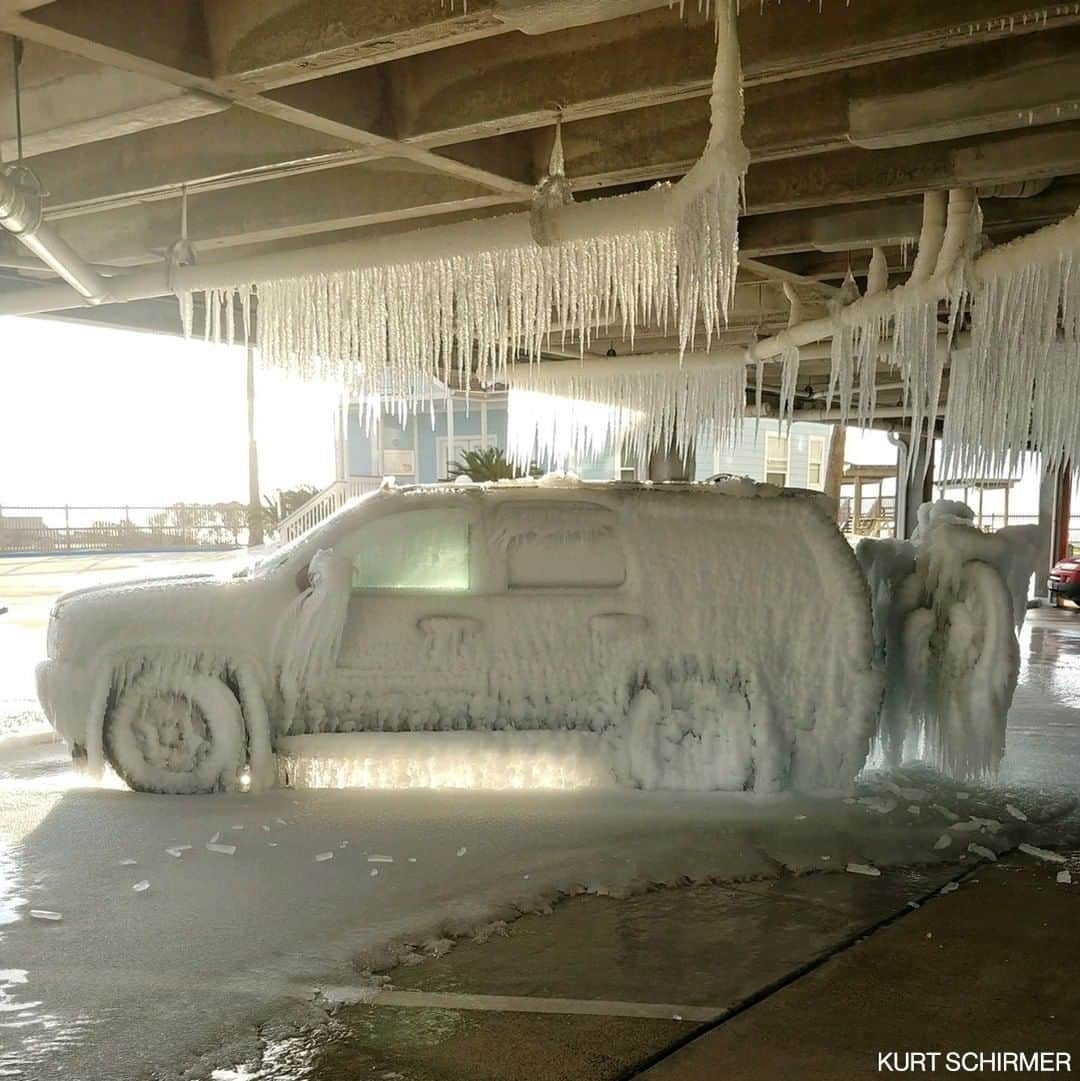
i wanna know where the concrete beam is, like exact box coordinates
[22,0,214,77]
[0,37,228,159]
[30,107,358,215]
[389,2,1080,147]
[745,122,1080,215]
[201,0,506,89]
[43,159,523,263]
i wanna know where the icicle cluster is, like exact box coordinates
[942,249,1080,479]
[184,229,679,418]
[505,362,746,472]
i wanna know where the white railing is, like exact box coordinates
[278,476,382,543]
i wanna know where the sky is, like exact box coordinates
[0,316,340,510]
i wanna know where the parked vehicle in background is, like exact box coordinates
[1049,556,1080,607]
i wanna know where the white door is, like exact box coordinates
[330,504,492,732]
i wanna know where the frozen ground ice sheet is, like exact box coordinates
[6,743,1072,1081]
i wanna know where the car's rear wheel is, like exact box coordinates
[104,673,245,794]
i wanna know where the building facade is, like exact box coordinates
[343,393,834,490]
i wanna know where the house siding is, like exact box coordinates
[346,399,832,489]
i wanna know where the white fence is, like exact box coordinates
[278,477,382,543]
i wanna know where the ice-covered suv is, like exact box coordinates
[36,479,880,795]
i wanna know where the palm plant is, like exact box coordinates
[448,446,538,482]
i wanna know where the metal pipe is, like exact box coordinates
[0,167,111,305]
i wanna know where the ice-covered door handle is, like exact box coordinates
[416,615,483,659]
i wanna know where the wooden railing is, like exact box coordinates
[278,477,382,543]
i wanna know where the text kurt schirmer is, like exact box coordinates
[879,1052,1071,1073]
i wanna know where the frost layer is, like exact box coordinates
[858,500,1041,779]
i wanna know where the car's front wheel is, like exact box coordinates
[104,673,245,794]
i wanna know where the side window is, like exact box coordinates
[494,502,626,590]
[351,508,471,591]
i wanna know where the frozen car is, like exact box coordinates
[36,479,881,795]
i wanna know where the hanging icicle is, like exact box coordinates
[669,0,749,352]
[504,357,746,473]
[942,244,1080,479]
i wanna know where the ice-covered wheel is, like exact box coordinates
[104,673,245,794]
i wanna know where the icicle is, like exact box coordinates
[505,360,746,475]
[943,246,1080,480]
[670,0,749,353]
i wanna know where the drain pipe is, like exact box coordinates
[0,165,110,305]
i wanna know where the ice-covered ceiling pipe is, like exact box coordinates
[0,164,110,304]
[669,0,749,351]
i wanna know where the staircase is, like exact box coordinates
[278,477,382,543]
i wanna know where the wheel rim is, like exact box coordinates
[129,691,213,774]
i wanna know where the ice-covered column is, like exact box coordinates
[898,434,935,539]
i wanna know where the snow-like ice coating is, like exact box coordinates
[858,500,1041,780]
[36,480,880,795]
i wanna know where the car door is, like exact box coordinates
[486,496,647,731]
[329,500,493,732]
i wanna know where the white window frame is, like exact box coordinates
[764,431,790,487]
[806,436,826,491]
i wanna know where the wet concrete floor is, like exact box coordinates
[257,867,962,1081]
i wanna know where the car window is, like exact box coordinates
[351,507,471,591]
[494,502,626,590]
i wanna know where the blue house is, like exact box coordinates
[340,391,833,489]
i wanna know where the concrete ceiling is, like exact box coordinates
[1,0,1079,361]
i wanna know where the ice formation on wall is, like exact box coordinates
[857,500,1040,779]
[505,354,746,470]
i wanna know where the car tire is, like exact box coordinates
[104,672,245,794]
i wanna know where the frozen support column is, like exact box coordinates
[897,433,934,539]
[246,344,263,547]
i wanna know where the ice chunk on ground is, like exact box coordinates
[968,843,998,861]
[132,881,150,893]
[29,910,62,921]
[932,804,960,822]
[940,882,959,894]
[315,852,334,862]
[934,834,953,850]
[457,847,467,857]
[368,855,394,863]
[1005,803,1028,821]
[1018,842,1066,864]
[206,843,237,856]
[165,845,191,858]
[908,806,920,815]
[209,832,221,844]
[370,868,379,877]
[846,862,881,877]
[1057,870,1073,885]
[119,858,138,866]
